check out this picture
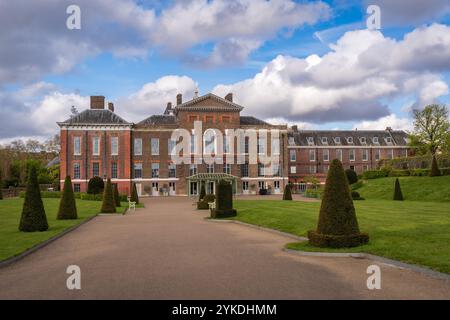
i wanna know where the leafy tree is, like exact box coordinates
[131,183,139,204]
[283,184,293,200]
[393,178,404,201]
[57,176,78,219]
[101,178,116,213]
[113,184,121,207]
[19,165,49,232]
[430,155,441,177]
[411,104,450,155]
[345,169,358,185]
[308,159,368,248]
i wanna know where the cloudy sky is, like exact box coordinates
[1,0,450,143]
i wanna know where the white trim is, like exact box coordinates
[288,145,408,149]
[132,178,180,182]
[60,125,132,131]
[241,177,289,181]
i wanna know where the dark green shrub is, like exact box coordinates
[345,169,358,185]
[430,155,441,177]
[211,180,237,218]
[441,168,450,175]
[57,176,78,220]
[101,178,116,213]
[113,184,121,207]
[393,178,404,201]
[283,184,293,200]
[80,193,103,201]
[308,159,368,248]
[351,181,364,190]
[410,168,430,176]
[87,176,104,194]
[197,194,216,210]
[362,168,390,179]
[388,169,411,177]
[0,189,2,200]
[131,183,139,204]
[19,166,49,232]
[199,184,206,201]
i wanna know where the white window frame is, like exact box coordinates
[349,149,355,162]
[290,166,297,174]
[336,149,343,161]
[290,149,296,162]
[134,138,142,156]
[111,137,119,156]
[321,137,328,145]
[73,163,80,179]
[362,149,368,162]
[151,163,159,178]
[334,137,341,144]
[92,137,100,156]
[309,149,316,162]
[151,138,159,156]
[74,136,81,156]
[323,149,329,162]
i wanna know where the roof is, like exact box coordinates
[137,115,176,126]
[46,157,60,168]
[59,109,131,126]
[240,116,269,126]
[175,93,244,112]
[288,130,409,147]
[186,173,238,181]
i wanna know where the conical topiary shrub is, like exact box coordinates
[113,184,121,207]
[130,183,139,204]
[283,184,293,200]
[308,159,368,248]
[393,178,404,201]
[57,176,78,220]
[19,165,49,232]
[211,180,237,218]
[101,178,116,213]
[199,184,206,201]
[430,155,441,177]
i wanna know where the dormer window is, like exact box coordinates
[307,137,314,146]
[360,137,366,144]
[288,137,295,146]
[373,137,379,144]
[334,137,341,144]
[321,137,328,145]
[386,137,393,144]
[347,137,353,144]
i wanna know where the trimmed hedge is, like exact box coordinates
[57,176,78,220]
[101,178,116,213]
[131,183,139,204]
[211,180,237,218]
[345,169,358,185]
[87,176,104,194]
[308,159,368,248]
[19,166,49,232]
[351,191,364,200]
[197,194,215,210]
[113,184,121,207]
[199,184,206,201]
[283,184,293,200]
[393,178,404,201]
[363,167,450,179]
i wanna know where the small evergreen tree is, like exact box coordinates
[345,169,358,185]
[199,184,206,201]
[283,184,293,200]
[101,178,116,213]
[87,176,104,194]
[19,165,49,232]
[308,159,368,248]
[393,178,404,201]
[113,184,121,207]
[211,180,237,218]
[57,176,78,220]
[130,183,139,204]
[430,155,441,177]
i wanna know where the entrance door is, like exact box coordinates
[190,182,198,196]
[169,182,176,196]
[152,182,159,197]
[136,183,142,196]
[207,181,215,194]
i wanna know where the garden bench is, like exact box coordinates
[208,202,216,210]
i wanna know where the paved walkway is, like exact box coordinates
[0,197,449,299]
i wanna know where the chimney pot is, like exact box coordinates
[90,96,105,109]
[225,93,233,102]
[176,93,182,105]
[108,102,114,112]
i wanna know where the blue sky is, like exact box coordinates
[1,0,450,142]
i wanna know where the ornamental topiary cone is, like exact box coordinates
[57,176,78,220]
[308,159,368,248]
[430,155,441,177]
[199,184,206,201]
[113,184,121,207]
[19,165,49,232]
[393,178,404,201]
[101,178,116,213]
[130,183,139,204]
[211,180,237,218]
[283,184,293,200]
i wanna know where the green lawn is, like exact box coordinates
[233,199,450,274]
[357,175,450,202]
[0,198,130,262]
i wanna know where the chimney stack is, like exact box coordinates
[108,102,114,112]
[164,102,173,115]
[176,93,182,105]
[225,93,233,102]
[90,96,105,109]
[386,127,393,132]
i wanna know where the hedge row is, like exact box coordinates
[362,167,450,179]
[20,191,129,202]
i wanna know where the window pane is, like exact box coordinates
[134,139,142,156]
[111,137,118,155]
[92,162,100,177]
[74,137,81,155]
[93,137,100,156]
[111,162,118,179]
[73,163,80,179]
[151,138,159,155]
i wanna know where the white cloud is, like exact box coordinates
[213,24,450,123]
[353,114,413,131]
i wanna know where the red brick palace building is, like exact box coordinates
[58,94,409,196]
